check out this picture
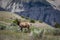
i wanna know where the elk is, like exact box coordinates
[17,20,31,31]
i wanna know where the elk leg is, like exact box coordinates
[28,27,29,30]
[20,27,23,31]
[27,27,30,32]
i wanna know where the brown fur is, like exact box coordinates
[18,21,30,31]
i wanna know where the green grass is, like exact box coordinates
[39,20,43,23]
[0,30,31,40]
[0,17,13,23]
[0,11,21,23]
[0,25,60,40]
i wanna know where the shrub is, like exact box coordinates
[0,24,6,30]
[54,23,60,28]
[30,19,35,23]
[13,19,19,25]
[25,17,29,20]
[39,20,43,23]
[21,16,25,18]
[53,29,60,36]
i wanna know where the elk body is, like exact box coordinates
[17,21,31,31]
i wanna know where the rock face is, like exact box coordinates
[0,0,60,26]
[0,7,6,11]
[0,0,49,12]
[18,2,60,26]
[47,0,60,10]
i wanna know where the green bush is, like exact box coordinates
[21,16,29,20]
[25,17,29,20]
[30,19,35,23]
[53,29,60,36]
[21,16,25,18]
[54,23,60,28]
[0,24,6,30]
[39,20,43,23]
[13,19,19,25]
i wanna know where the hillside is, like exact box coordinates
[0,11,60,40]
[0,11,22,24]
[0,0,60,40]
[0,11,21,19]
[0,11,53,28]
[0,11,55,29]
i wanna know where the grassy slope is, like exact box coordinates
[0,11,29,25]
[0,11,60,40]
[0,28,60,40]
[0,30,31,40]
[0,11,20,22]
[0,11,26,26]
